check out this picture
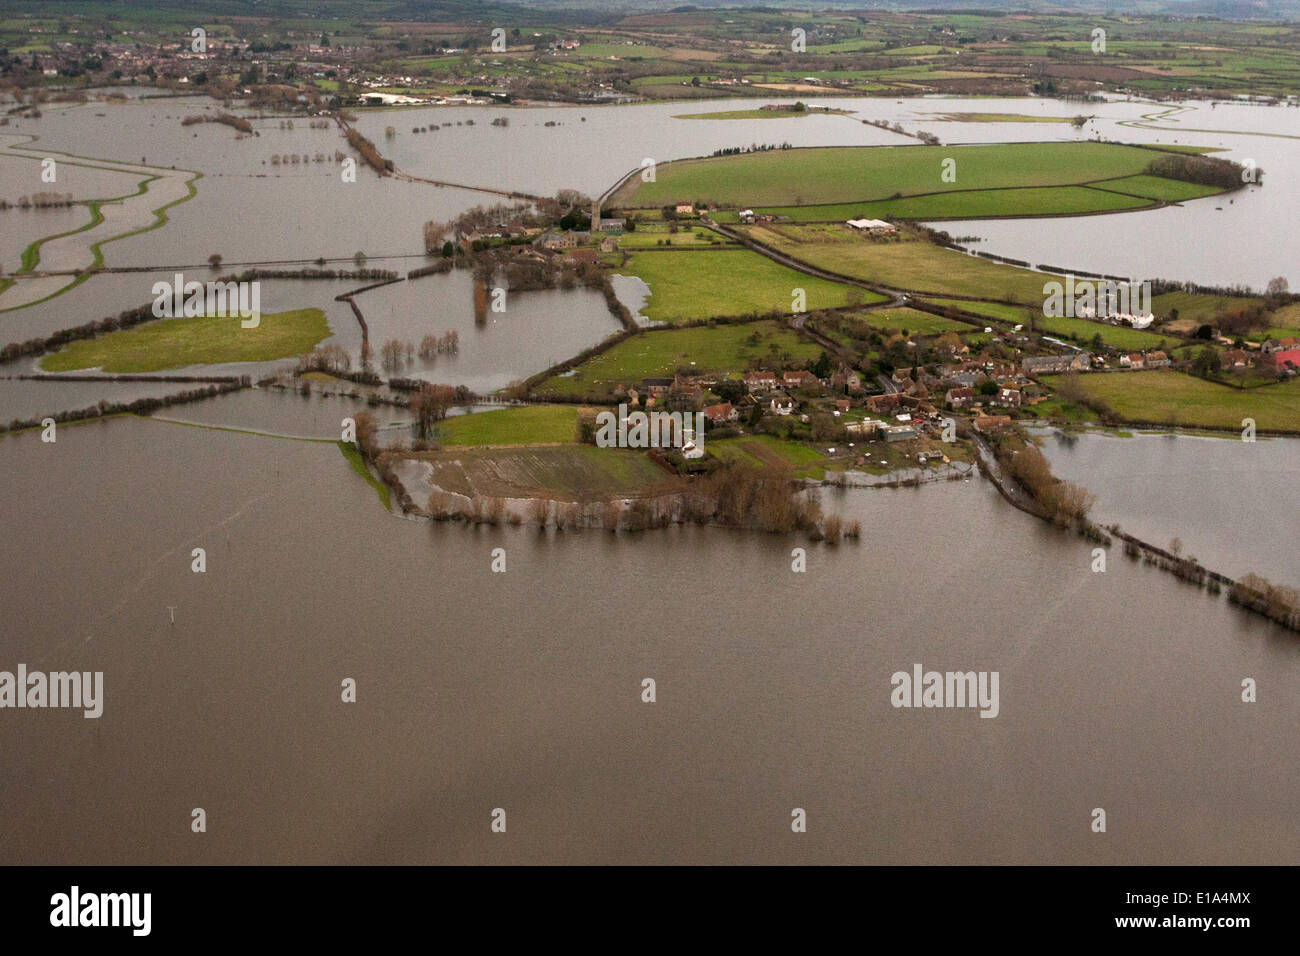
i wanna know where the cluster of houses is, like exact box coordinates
[1257,337,1300,374]
[455,203,630,259]
[1210,337,1300,375]
[605,356,1025,451]
[1021,353,1091,376]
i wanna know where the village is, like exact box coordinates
[416,185,1300,486]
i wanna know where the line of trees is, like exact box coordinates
[181,112,253,134]
[1229,573,1300,632]
[1006,443,1096,527]
[1,300,159,363]
[1146,153,1256,189]
[0,192,75,210]
[410,383,458,439]
[418,331,459,358]
[345,127,392,174]
[3,380,249,434]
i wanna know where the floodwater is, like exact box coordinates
[1,89,1297,865]
[2,92,1294,303]
[1035,428,1300,588]
[355,272,623,394]
[0,416,1295,864]
[927,100,1300,288]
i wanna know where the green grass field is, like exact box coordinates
[1047,370,1300,431]
[575,42,667,58]
[747,226,1050,301]
[616,248,872,321]
[612,142,1210,214]
[40,308,329,373]
[536,321,821,398]
[1092,174,1223,202]
[924,298,1035,323]
[435,405,578,446]
[1265,303,1300,340]
[1035,314,1173,351]
[615,224,733,248]
[854,307,972,335]
[1151,291,1265,322]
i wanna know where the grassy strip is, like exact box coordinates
[0,152,201,313]
[338,440,392,510]
[724,185,1157,222]
[1089,174,1223,202]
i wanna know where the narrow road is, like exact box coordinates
[391,168,541,202]
[334,112,541,201]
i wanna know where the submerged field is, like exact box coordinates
[403,444,674,501]
[672,107,851,120]
[39,308,330,373]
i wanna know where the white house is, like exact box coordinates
[847,218,896,234]
[770,392,795,415]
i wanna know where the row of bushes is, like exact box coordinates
[1,300,158,363]
[0,267,395,365]
[345,127,392,174]
[180,112,253,134]
[2,379,250,435]
[407,259,455,279]
[417,465,862,540]
[1146,153,1255,190]
[236,267,397,282]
